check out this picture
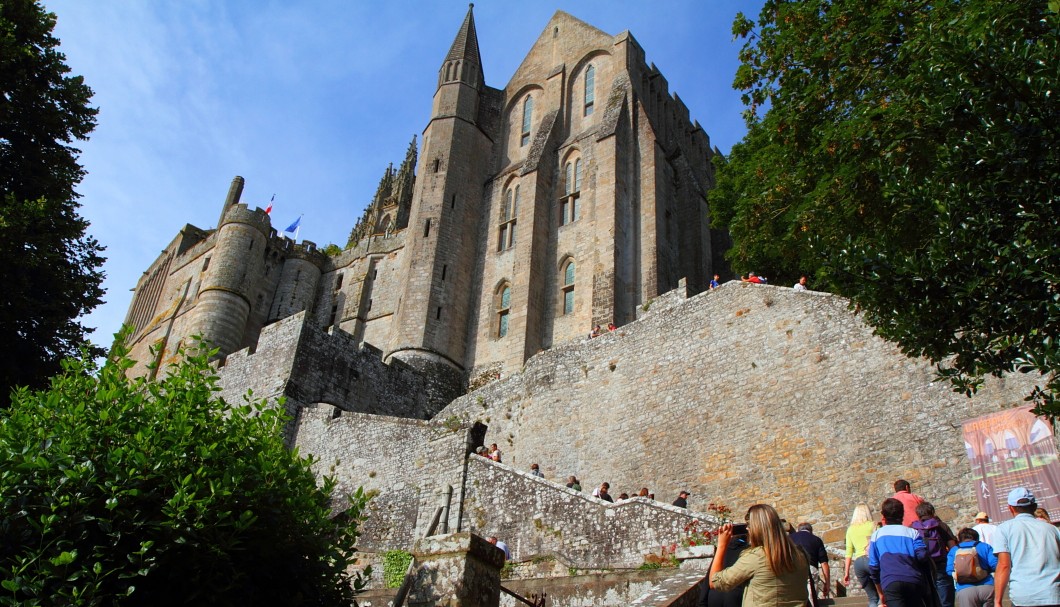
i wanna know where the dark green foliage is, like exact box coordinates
[714,0,1060,415]
[0,337,368,606]
[0,0,105,406]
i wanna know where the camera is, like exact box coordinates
[731,523,748,536]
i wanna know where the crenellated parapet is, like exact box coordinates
[220,203,273,236]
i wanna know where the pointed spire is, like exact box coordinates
[393,136,417,217]
[440,4,484,87]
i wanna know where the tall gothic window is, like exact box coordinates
[560,157,583,225]
[521,95,533,147]
[584,65,595,116]
[561,260,575,315]
[498,184,518,251]
[497,284,512,338]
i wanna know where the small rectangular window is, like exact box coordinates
[372,269,377,280]
[436,307,442,320]
[367,298,372,311]
[573,194,581,221]
[498,226,507,252]
[521,133,530,147]
[424,219,431,238]
[442,264,447,280]
[560,200,570,226]
[330,304,338,327]
[563,289,574,315]
[335,274,343,290]
[451,194,456,209]
[202,257,211,272]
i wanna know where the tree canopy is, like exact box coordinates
[0,339,367,606]
[711,0,1060,415]
[0,0,105,406]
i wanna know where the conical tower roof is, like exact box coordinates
[443,4,484,84]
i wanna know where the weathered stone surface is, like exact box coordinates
[442,282,1039,539]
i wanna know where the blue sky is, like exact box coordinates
[43,0,765,343]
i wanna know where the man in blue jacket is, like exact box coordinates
[945,527,997,607]
[870,497,933,607]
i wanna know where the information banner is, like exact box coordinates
[962,406,1060,522]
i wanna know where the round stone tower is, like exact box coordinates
[269,241,323,322]
[190,203,271,356]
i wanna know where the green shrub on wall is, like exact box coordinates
[383,550,414,588]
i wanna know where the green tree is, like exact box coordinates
[0,338,368,606]
[713,0,1060,415]
[0,0,105,407]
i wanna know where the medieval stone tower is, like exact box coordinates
[122,7,728,390]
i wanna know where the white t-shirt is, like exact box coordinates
[972,522,997,546]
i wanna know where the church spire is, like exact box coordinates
[439,4,484,89]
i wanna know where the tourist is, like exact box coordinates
[972,513,997,548]
[868,497,932,607]
[992,488,1060,607]
[638,487,650,498]
[566,475,581,491]
[892,479,925,527]
[607,322,616,332]
[793,276,808,291]
[709,504,809,607]
[709,274,720,289]
[529,463,543,478]
[673,491,690,508]
[618,492,629,500]
[698,522,750,607]
[912,502,957,607]
[791,522,831,599]
[594,482,614,503]
[742,272,766,284]
[844,503,881,607]
[488,536,511,561]
[945,528,997,607]
[487,443,502,462]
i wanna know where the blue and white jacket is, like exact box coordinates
[868,524,929,589]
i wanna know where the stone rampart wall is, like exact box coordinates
[293,405,478,550]
[216,311,459,421]
[462,456,709,569]
[442,281,1039,544]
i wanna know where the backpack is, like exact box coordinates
[952,543,989,584]
[913,518,950,562]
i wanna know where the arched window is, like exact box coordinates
[584,65,595,116]
[560,157,583,225]
[497,284,512,338]
[498,184,518,251]
[521,95,533,147]
[561,260,575,315]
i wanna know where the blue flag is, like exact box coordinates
[284,216,301,233]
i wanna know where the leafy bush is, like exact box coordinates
[382,550,413,589]
[0,338,367,606]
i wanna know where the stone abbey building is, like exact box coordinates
[124,7,728,389]
[121,10,1039,601]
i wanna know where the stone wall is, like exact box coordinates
[462,456,709,569]
[293,405,481,550]
[216,311,461,423]
[441,281,1039,543]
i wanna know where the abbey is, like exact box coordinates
[122,7,729,387]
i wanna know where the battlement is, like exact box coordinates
[220,203,273,236]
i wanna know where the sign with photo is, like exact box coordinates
[962,406,1060,522]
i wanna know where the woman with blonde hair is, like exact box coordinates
[844,503,880,607]
[709,504,809,607]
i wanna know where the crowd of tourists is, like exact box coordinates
[700,480,1059,607]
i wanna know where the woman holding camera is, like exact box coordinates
[709,504,810,607]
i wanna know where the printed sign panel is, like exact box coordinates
[962,406,1060,522]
